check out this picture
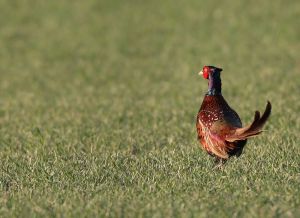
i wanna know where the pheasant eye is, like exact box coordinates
[202,67,210,79]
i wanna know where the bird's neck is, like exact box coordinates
[207,73,222,95]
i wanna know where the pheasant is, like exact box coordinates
[196,66,271,164]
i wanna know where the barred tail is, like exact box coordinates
[226,101,272,142]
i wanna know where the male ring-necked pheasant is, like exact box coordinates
[196,66,271,164]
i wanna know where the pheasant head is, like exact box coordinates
[198,66,223,95]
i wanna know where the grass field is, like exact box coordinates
[0,0,299,217]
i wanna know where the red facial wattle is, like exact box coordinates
[202,66,210,79]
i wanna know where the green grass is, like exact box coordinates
[0,0,299,217]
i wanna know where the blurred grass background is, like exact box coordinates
[0,0,299,217]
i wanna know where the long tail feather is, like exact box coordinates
[226,101,272,142]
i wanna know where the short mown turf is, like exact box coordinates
[0,0,299,217]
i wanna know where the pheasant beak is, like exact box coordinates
[198,70,203,75]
